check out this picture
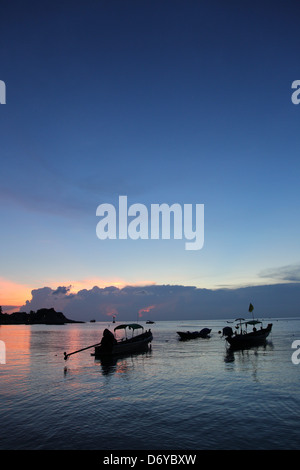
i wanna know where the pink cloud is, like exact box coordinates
[138,305,156,318]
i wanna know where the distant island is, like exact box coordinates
[0,307,84,325]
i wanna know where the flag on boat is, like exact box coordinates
[249,303,254,313]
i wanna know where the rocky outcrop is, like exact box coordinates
[0,308,84,325]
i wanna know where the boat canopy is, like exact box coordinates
[234,319,262,327]
[114,323,144,332]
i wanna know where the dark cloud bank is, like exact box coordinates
[20,282,300,321]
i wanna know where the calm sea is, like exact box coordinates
[1,318,300,450]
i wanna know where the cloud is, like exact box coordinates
[259,263,300,282]
[19,282,300,321]
[1,305,21,315]
[52,285,72,295]
[138,305,156,318]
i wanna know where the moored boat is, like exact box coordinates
[177,328,211,340]
[64,323,153,361]
[222,305,272,349]
[223,321,272,349]
[92,323,153,357]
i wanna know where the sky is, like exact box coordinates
[1,0,300,320]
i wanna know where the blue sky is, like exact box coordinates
[1,1,300,316]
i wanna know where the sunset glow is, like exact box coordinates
[138,305,156,318]
[0,278,32,310]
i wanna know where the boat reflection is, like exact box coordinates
[223,340,274,383]
[94,345,152,376]
[224,339,274,362]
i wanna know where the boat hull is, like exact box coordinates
[226,323,272,349]
[92,330,153,357]
[177,328,211,340]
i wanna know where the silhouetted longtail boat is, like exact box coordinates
[64,324,152,360]
[92,324,153,357]
[177,328,211,340]
[222,303,272,349]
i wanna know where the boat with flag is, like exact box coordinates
[222,303,272,349]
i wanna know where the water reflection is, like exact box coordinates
[94,348,152,376]
[224,340,274,360]
[0,325,31,357]
[223,340,274,382]
[0,325,31,380]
